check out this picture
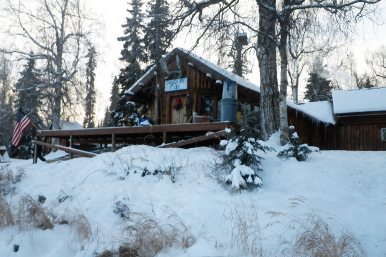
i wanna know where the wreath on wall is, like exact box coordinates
[173,97,183,111]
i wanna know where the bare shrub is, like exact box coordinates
[70,214,92,242]
[123,212,196,257]
[56,212,92,244]
[291,216,366,257]
[97,250,114,257]
[119,245,139,257]
[0,196,14,227]
[223,204,263,256]
[0,166,25,196]
[17,195,54,230]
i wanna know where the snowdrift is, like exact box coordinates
[0,137,385,257]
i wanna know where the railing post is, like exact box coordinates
[163,131,167,144]
[33,136,38,164]
[112,133,116,152]
[69,135,73,159]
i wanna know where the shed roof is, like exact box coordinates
[332,87,386,115]
[126,48,260,95]
[287,101,335,124]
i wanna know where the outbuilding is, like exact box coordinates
[288,87,386,150]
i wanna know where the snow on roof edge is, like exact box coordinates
[126,48,260,95]
[287,101,336,125]
[176,48,260,93]
[126,65,156,95]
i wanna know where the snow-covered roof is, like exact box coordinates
[59,121,83,130]
[176,48,260,93]
[287,101,335,124]
[332,87,386,115]
[126,48,260,95]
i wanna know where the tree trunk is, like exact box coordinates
[257,0,280,140]
[278,14,290,145]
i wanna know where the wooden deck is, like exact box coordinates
[35,122,238,159]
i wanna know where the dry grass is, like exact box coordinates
[291,217,366,257]
[97,250,114,257]
[0,166,25,196]
[17,195,54,230]
[123,212,196,257]
[0,196,14,227]
[70,214,92,242]
[225,204,263,257]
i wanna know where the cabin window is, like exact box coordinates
[381,128,386,142]
[201,96,214,116]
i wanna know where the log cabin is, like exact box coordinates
[125,48,260,124]
[126,48,386,151]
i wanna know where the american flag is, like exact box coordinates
[11,110,32,147]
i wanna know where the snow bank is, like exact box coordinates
[0,142,385,257]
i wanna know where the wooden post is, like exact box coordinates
[163,131,167,144]
[33,136,38,164]
[112,133,116,152]
[69,135,73,159]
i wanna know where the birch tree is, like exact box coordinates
[0,54,13,145]
[173,0,380,143]
[367,46,386,82]
[5,0,90,130]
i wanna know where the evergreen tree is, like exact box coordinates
[115,0,146,92]
[304,72,333,102]
[83,46,97,128]
[278,126,317,161]
[111,0,147,126]
[109,77,121,113]
[304,56,333,102]
[14,55,42,116]
[102,107,110,127]
[13,55,43,158]
[144,0,173,64]
[219,112,271,190]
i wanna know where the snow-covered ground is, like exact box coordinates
[1,134,385,257]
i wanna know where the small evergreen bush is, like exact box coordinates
[219,111,271,190]
[278,126,317,161]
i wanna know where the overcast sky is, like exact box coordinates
[88,0,386,121]
[1,0,382,121]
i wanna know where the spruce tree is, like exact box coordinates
[14,55,42,115]
[13,56,43,158]
[304,57,333,102]
[144,0,173,64]
[83,46,97,128]
[219,111,271,190]
[111,0,147,126]
[116,0,146,91]
[304,72,333,102]
[278,126,316,161]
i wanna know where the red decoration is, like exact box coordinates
[173,97,183,111]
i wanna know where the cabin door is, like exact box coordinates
[171,96,187,124]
